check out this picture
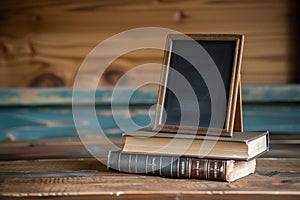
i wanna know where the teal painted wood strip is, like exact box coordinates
[0,85,300,141]
[0,105,153,141]
[0,85,300,106]
[243,104,300,133]
[242,84,300,102]
[1,103,300,141]
[0,87,158,106]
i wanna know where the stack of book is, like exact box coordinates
[108,129,268,182]
[107,34,269,182]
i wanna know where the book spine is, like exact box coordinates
[108,151,228,181]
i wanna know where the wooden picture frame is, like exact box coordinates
[153,34,244,136]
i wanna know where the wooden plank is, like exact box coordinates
[0,0,295,87]
[243,103,300,133]
[2,195,298,200]
[0,138,123,161]
[0,87,158,106]
[0,102,297,140]
[233,81,243,132]
[0,135,299,161]
[242,85,300,102]
[1,157,299,173]
[289,0,300,83]
[0,85,300,141]
[1,195,299,200]
[0,158,299,198]
[0,158,106,173]
[0,138,297,198]
[0,104,156,140]
[0,85,299,106]
[0,138,298,198]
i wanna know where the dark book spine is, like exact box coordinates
[108,151,228,181]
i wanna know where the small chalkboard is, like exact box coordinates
[153,34,244,136]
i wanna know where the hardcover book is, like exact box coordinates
[108,150,256,182]
[123,129,269,160]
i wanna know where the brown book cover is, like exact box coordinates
[108,150,256,182]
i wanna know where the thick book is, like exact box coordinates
[123,130,269,160]
[108,150,256,182]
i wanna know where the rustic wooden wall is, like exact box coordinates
[0,0,296,88]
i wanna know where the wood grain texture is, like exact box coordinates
[0,0,296,87]
[0,157,299,199]
[1,85,299,106]
[0,86,300,142]
[233,82,243,132]
[0,136,299,199]
[1,101,299,141]
[0,135,299,161]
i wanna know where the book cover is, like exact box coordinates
[123,129,269,160]
[108,150,256,182]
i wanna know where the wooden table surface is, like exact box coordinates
[0,135,300,199]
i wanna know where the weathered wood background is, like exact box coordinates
[0,0,298,88]
[0,85,299,141]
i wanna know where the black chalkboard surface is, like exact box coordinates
[153,34,244,136]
